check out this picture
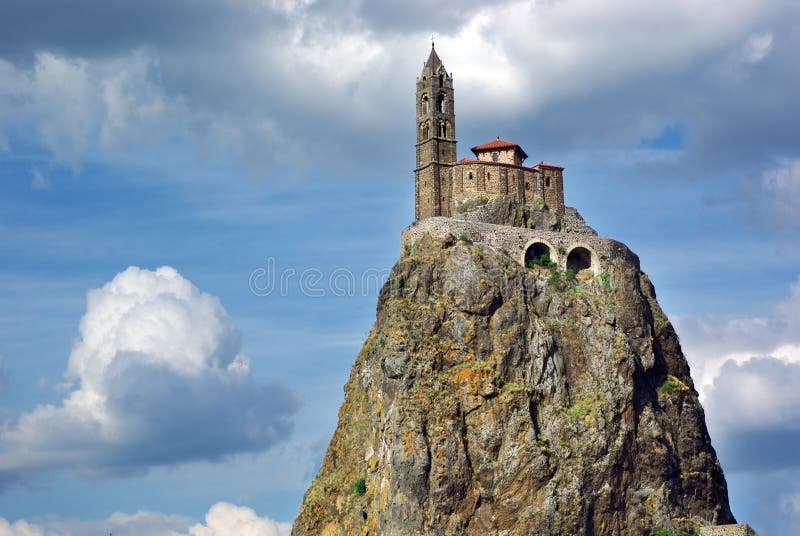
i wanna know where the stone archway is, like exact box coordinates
[566,246,594,273]
[523,241,555,268]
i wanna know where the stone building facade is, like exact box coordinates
[411,46,604,275]
[415,46,565,226]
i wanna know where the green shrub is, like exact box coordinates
[549,267,577,290]
[549,269,564,289]
[566,398,592,420]
[350,477,367,496]
[600,272,611,291]
[525,251,555,269]
[652,529,697,536]
[656,375,688,396]
[458,233,470,242]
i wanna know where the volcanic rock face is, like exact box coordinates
[293,235,734,535]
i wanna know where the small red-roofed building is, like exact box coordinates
[471,138,529,166]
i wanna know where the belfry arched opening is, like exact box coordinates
[567,247,593,272]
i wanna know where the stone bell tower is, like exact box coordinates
[415,45,457,220]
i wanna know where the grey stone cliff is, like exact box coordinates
[292,232,735,535]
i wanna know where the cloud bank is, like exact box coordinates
[0,502,290,536]
[676,275,800,468]
[0,266,300,487]
[0,0,797,183]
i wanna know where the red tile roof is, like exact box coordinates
[470,138,529,159]
[533,161,564,170]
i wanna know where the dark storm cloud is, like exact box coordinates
[350,0,508,33]
[0,1,274,62]
[1,0,799,218]
[512,22,800,178]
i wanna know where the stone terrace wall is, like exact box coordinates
[401,217,639,274]
[563,206,598,235]
[698,524,758,536]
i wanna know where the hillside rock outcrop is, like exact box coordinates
[293,234,734,535]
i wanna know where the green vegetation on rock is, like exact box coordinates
[657,374,689,396]
[652,529,697,536]
[525,251,555,269]
[349,477,367,496]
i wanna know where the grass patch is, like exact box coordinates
[600,272,611,291]
[657,375,689,396]
[349,477,367,496]
[549,268,577,291]
[566,398,593,420]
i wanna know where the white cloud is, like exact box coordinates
[675,275,800,400]
[781,492,800,515]
[29,167,50,190]
[434,0,778,117]
[674,275,800,474]
[0,266,299,486]
[98,51,168,149]
[0,502,290,536]
[761,159,800,227]
[0,51,181,169]
[0,0,792,173]
[30,53,100,168]
[188,503,291,536]
[705,357,800,431]
[739,32,774,63]
[0,517,44,536]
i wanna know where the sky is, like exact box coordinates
[0,0,799,534]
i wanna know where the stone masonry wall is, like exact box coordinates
[698,524,757,536]
[563,206,598,234]
[401,216,639,275]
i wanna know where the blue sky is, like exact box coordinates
[0,1,799,534]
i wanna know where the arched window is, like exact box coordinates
[439,74,444,87]
[437,94,444,113]
[546,176,551,187]
[567,247,593,272]
[422,95,429,114]
[421,122,429,139]
[525,242,553,269]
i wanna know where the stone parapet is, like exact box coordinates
[698,524,758,536]
[401,217,639,274]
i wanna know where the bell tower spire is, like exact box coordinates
[414,46,456,220]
